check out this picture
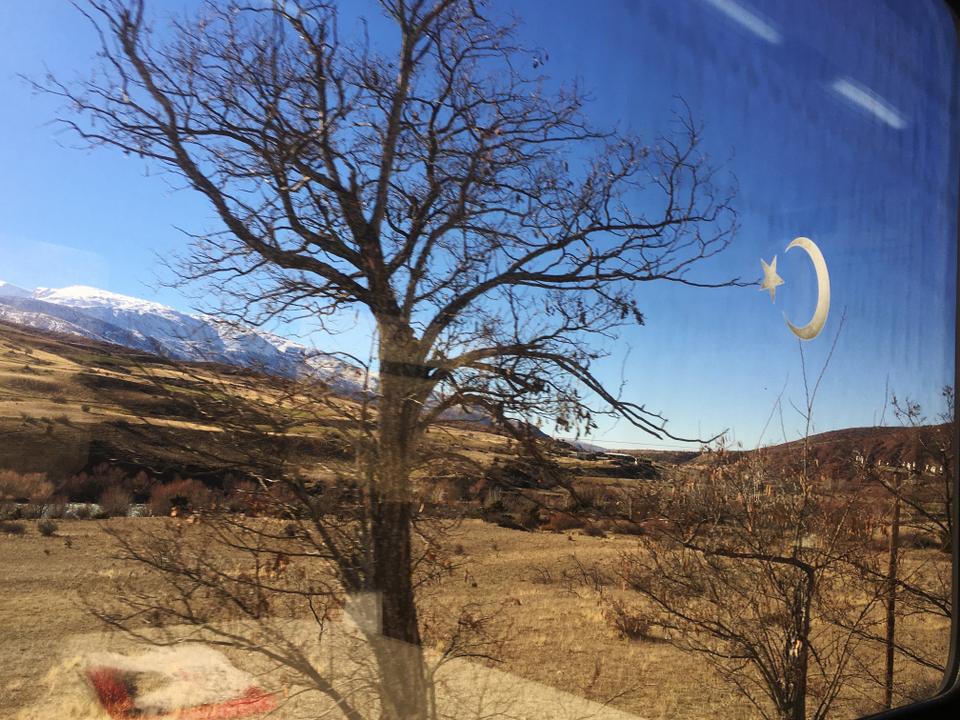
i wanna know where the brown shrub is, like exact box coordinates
[12,504,44,519]
[583,522,607,538]
[425,477,464,504]
[900,531,943,550]
[37,519,58,537]
[223,479,260,513]
[99,486,133,517]
[147,478,215,516]
[611,519,646,536]
[541,511,586,532]
[58,463,133,503]
[605,600,652,641]
[0,470,53,503]
[467,475,490,501]
[0,520,26,535]
[531,566,555,584]
[129,470,153,502]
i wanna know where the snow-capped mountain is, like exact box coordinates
[0,281,31,299]
[0,282,370,394]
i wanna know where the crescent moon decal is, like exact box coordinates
[783,237,830,340]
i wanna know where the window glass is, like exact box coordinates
[0,1,956,718]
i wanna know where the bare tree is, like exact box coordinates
[596,324,889,720]
[885,390,953,556]
[832,389,954,705]
[41,1,737,716]
[610,442,876,720]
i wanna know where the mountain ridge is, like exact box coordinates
[0,282,369,394]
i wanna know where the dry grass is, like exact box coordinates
[1,518,947,719]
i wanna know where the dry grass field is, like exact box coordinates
[0,518,949,719]
[0,322,952,719]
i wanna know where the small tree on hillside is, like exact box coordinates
[44,1,737,716]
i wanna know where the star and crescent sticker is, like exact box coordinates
[759,237,830,340]
[759,256,784,302]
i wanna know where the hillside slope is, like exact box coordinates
[0,320,512,482]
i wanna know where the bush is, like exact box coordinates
[0,520,26,535]
[483,498,506,515]
[59,470,113,503]
[223,479,260,513]
[129,470,153,503]
[901,531,943,550]
[37,519,58,537]
[531,566,554,584]
[0,470,53,503]
[518,503,541,530]
[541,511,585,532]
[57,463,132,503]
[484,456,569,489]
[583,522,607,538]
[267,482,299,515]
[493,514,530,531]
[467,475,490,501]
[611,519,645,536]
[573,485,621,513]
[148,478,215,516]
[14,504,44,520]
[605,600,652,641]
[99,486,133,517]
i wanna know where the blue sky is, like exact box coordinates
[1,0,957,449]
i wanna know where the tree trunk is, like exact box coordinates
[778,566,815,720]
[371,496,429,720]
[366,325,432,720]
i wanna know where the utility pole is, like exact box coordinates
[883,470,903,709]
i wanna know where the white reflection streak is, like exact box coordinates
[701,0,782,44]
[830,77,907,130]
